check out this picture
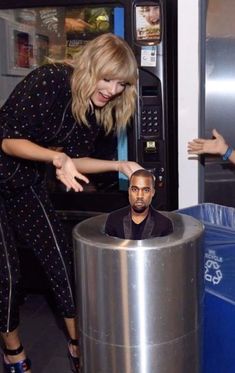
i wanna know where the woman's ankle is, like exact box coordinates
[3,344,27,364]
[68,339,80,358]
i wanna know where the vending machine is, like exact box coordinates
[0,0,177,216]
[128,1,178,210]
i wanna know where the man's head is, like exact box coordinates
[128,169,155,214]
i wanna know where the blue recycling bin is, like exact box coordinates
[178,203,235,373]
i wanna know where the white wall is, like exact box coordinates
[178,0,200,208]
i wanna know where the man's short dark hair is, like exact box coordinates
[130,169,155,188]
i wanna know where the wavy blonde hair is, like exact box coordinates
[70,33,138,134]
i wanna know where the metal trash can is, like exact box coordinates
[73,212,204,373]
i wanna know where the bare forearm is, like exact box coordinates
[72,157,119,174]
[73,157,143,178]
[1,139,60,163]
[215,142,235,164]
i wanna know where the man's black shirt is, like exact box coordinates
[105,205,173,240]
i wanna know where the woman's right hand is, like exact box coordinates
[53,153,89,192]
[188,129,228,156]
[117,160,144,178]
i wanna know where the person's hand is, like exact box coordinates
[188,129,228,156]
[117,161,144,178]
[53,153,89,192]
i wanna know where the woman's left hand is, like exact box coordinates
[117,161,143,178]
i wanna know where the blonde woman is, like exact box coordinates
[0,33,141,373]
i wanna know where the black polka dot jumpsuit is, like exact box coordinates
[0,64,101,333]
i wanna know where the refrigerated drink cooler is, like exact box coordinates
[73,212,204,373]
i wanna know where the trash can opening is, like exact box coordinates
[73,212,203,250]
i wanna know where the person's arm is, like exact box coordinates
[188,128,235,164]
[1,139,89,191]
[72,157,143,178]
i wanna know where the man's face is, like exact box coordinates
[128,175,155,214]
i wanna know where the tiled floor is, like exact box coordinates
[0,292,73,373]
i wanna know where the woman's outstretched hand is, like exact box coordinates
[53,153,89,192]
[188,129,228,156]
[117,161,144,178]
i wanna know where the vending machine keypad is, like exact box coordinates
[141,106,161,137]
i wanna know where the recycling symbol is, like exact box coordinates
[204,259,223,285]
